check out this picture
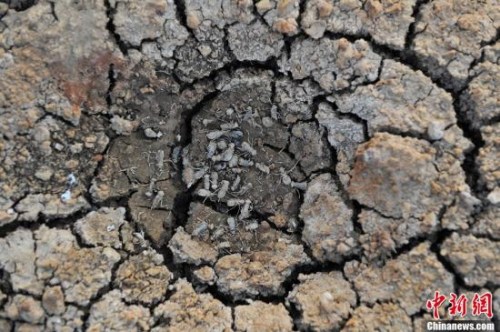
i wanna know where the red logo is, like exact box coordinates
[426,291,493,319]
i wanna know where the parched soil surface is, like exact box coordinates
[0,0,498,331]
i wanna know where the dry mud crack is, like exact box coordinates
[0,0,498,331]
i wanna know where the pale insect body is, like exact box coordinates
[206,130,227,140]
[231,175,241,191]
[210,172,218,190]
[217,140,228,150]
[227,199,246,207]
[240,141,257,156]
[60,189,72,203]
[213,163,227,171]
[192,222,208,237]
[212,143,235,162]
[227,217,237,234]
[228,155,239,167]
[151,190,164,209]
[145,177,157,197]
[211,227,225,240]
[207,141,217,159]
[239,200,252,220]
[203,174,211,190]
[238,158,254,167]
[197,189,212,197]
[245,221,259,231]
[67,173,77,187]
[218,180,230,199]
[256,163,270,174]
[291,181,307,191]
[220,122,238,130]
[280,167,292,185]
[155,150,164,172]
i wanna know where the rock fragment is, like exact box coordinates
[281,37,382,92]
[214,235,309,300]
[15,193,90,221]
[114,0,178,47]
[348,133,468,220]
[0,228,42,295]
[346,242,454,315]
[301,0,417,50]
[274,77,323,124]
[35,226,121,306]
[411,0,498,90]
[1,295,44,324]
[115,249,172,305]
[152,279,232,332]
[257,0,300,35]
[234,301,293,332]
[477,124,500,194]
[359,209,438,262]
[42,286,65,316]
[289,122,331,175]
[343,302,412,332]
[74,207,127,249]
[287,272,357,331]
[227,20,284,62]
[300,173,358,262]
[460,43,500,128]
[472,206,500,240]
[87,290,151,332]
[333,59,456,138]
[168,227,219,266]
[440,233,500,287]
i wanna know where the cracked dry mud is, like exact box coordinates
[0,0,498,331]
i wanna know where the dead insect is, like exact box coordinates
[60,189,72,203]
[144,128,163,139]
[155,150,165,172]
[218,241,231,249]
[217,140,228,150]
[207,141,217,159]
[145,177,157,197]
[212,143,235,162]
[261,116,273,128]
[192,222,208,237]
[203,174,211,190]
[239,200,252,220]
[280,167,292,185]
[291,181,307,191]
[236,183,253,195]
[227,217,237,234]
[240,141,257,156]
[210,172,219,190]
[228,130,243,142]
[256,163,270,174]
[218,180,230,199]
[197,189,212,197]
[245,221,259,231]
[270,105,279,120]
[227,199,246,207]
[206,130,227,140]
[211,227,225,240]
[213,162,227,171]
[238,158,254,167]
[228,155,239,168]
[151,190,164,209]
[231,175,241,191]
[202,118,215,126]
[67,173,78,187]
[220,122,239,130]
[171,146,182,164]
